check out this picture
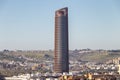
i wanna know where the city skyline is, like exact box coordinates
[0,0,120,50]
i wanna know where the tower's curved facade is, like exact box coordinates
[54,7,69,73]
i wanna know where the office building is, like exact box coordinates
[54,7,69,73]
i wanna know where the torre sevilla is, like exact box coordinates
[54,7,69,73]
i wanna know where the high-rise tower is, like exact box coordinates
[54,7,69,73]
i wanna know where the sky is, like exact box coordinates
[0,0,120,50]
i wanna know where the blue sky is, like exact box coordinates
[0,0,120,50]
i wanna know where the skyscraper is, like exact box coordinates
[54,7,69,73]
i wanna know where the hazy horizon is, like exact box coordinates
[0,0,120,50]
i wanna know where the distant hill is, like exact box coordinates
[69,50,120,63]
[1,49,120,63]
